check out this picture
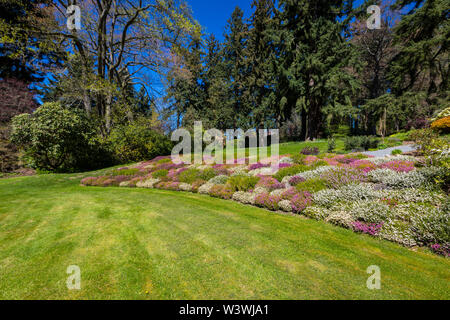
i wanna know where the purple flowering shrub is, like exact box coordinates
[290,191,312,213]
[255,193,281,211]
[300,147,320,155]
[249,162,270,171]
[379,161,415,173]
[321,167,367,188]
[255,176,285,191]
[352,221,384,236]
[281,187,299,201]
[430,243,450,257]
[288,176,306,186]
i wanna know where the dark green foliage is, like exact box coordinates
[11,102,112,172]
[107,118,173,163]
[344,136,380,151]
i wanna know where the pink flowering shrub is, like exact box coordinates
[303,155,319,165]
[128,177,145,187]
[155,181,180,191]
[352,221,384,236]
[255,193,281,211]
[255,176,285,191]
[209,185,234,200]
[321,167,367,188]
[349,160,377,173]
[278,163,293,168]
[291,191,312,213]
[280,187,297,200]
[81,177,97,186]
[379,161,415,173]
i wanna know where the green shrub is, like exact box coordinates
[327,137,336,153]
[274,164,310,181]
[291,153,307,164]
[11,102,112,172]
[295,178,328,193]
[344,136,380,151]
[152,169,169,179]
[391,149,403,156]
[157,158,172,164]
[179,168,216,184]
[111,168,140,176]
[227,175,260,192]
[199,168,216,181]
[108,117,173,163]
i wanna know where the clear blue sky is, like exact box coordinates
[187,0,253,40]
[186,0,368,40]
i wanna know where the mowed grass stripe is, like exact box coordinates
[0,174,449,299]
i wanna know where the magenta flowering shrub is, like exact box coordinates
[430,243,450,257]
[209,185,234,200]
[379,161,415,173]
[249,162,270,170]
[349,160,377,173]
[212,165,231,176]
[255,176,285,191]
[291,191,312,213]
[352,221,384,236]
[288,176,306,186]
[255,193,281,211]
[278,163,293,169]
[321,167,367,188]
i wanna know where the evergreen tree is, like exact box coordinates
[273,0,360,140]
[223,6,249,129]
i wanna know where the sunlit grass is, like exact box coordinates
[0,173,448,299]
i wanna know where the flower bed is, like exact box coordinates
[81,152,449,257]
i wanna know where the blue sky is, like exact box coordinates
[187,0,367,40]
[187,0,253,40]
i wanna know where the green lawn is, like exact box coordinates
[0,173,449,300]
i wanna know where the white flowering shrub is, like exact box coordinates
[367,155,417,165]
[325,211,354,229]
[378,219,417,247]
[278,200,293,212]
[280,157,293,164]
[198,183,214,194]
[208,175,229,185]
[338,183,384,202]
[303,206,331,220]
[179,183,192,192]
[410,206,449,245]
[347,200,392,223]
[136,178,160,188]
[312,189,342,208]
[368,169,427,189]
[232,191,256,204]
